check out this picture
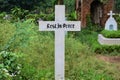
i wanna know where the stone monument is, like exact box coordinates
[105,11,117,31]
[98,11,120,45]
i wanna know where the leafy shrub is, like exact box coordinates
[11,7,29,20]
[101,30,120,38]
[73,29,98,49]
[114,15,120,29]
[0,12,6,19]
[94,45,120,55]
[25,14,40,23]
[66,11,77,20]
[64,0,75,13]
[25,13,54,23]
[14,63,38,80]
[39,13,54,21]
[0,51,22,80]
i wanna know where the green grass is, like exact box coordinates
[0,20,16,51]
[71,29,120,55]
[101,30,120,38]
[0,19,120,80]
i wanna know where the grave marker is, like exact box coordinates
[39,5,81,80]
[105,11,117,31]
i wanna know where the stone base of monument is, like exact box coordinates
[98,34,120,45]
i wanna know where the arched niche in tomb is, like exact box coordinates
[109,24,114,30]
[90,0,103,25]
[80,0,114,27]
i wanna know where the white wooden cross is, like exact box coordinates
[39,5,81,80]
[108,11,115,18]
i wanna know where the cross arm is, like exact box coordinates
[39,21,81,31]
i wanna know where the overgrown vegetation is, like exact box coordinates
[0,19,120,80]
[0,0,120,79]
[101,30,120,38]
[0,51,22,80]
[1,10,120,80]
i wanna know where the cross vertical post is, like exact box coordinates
[108,11,115,18]
[55,5,65,80]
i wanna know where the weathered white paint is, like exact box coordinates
[39,21,80,31]
[39,5,81,80]
[55,5,65,80]
[105,11,117,31]
[98,34,120,45]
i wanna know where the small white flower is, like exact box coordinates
[2,68,8,73]
[5,72,10,76]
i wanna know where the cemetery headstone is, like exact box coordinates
[105,11,117,31]
[39,5,81,80]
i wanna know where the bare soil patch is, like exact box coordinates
[96,55,120,63]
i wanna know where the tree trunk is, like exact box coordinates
[75,0,81,20]
[57,0,64,5]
